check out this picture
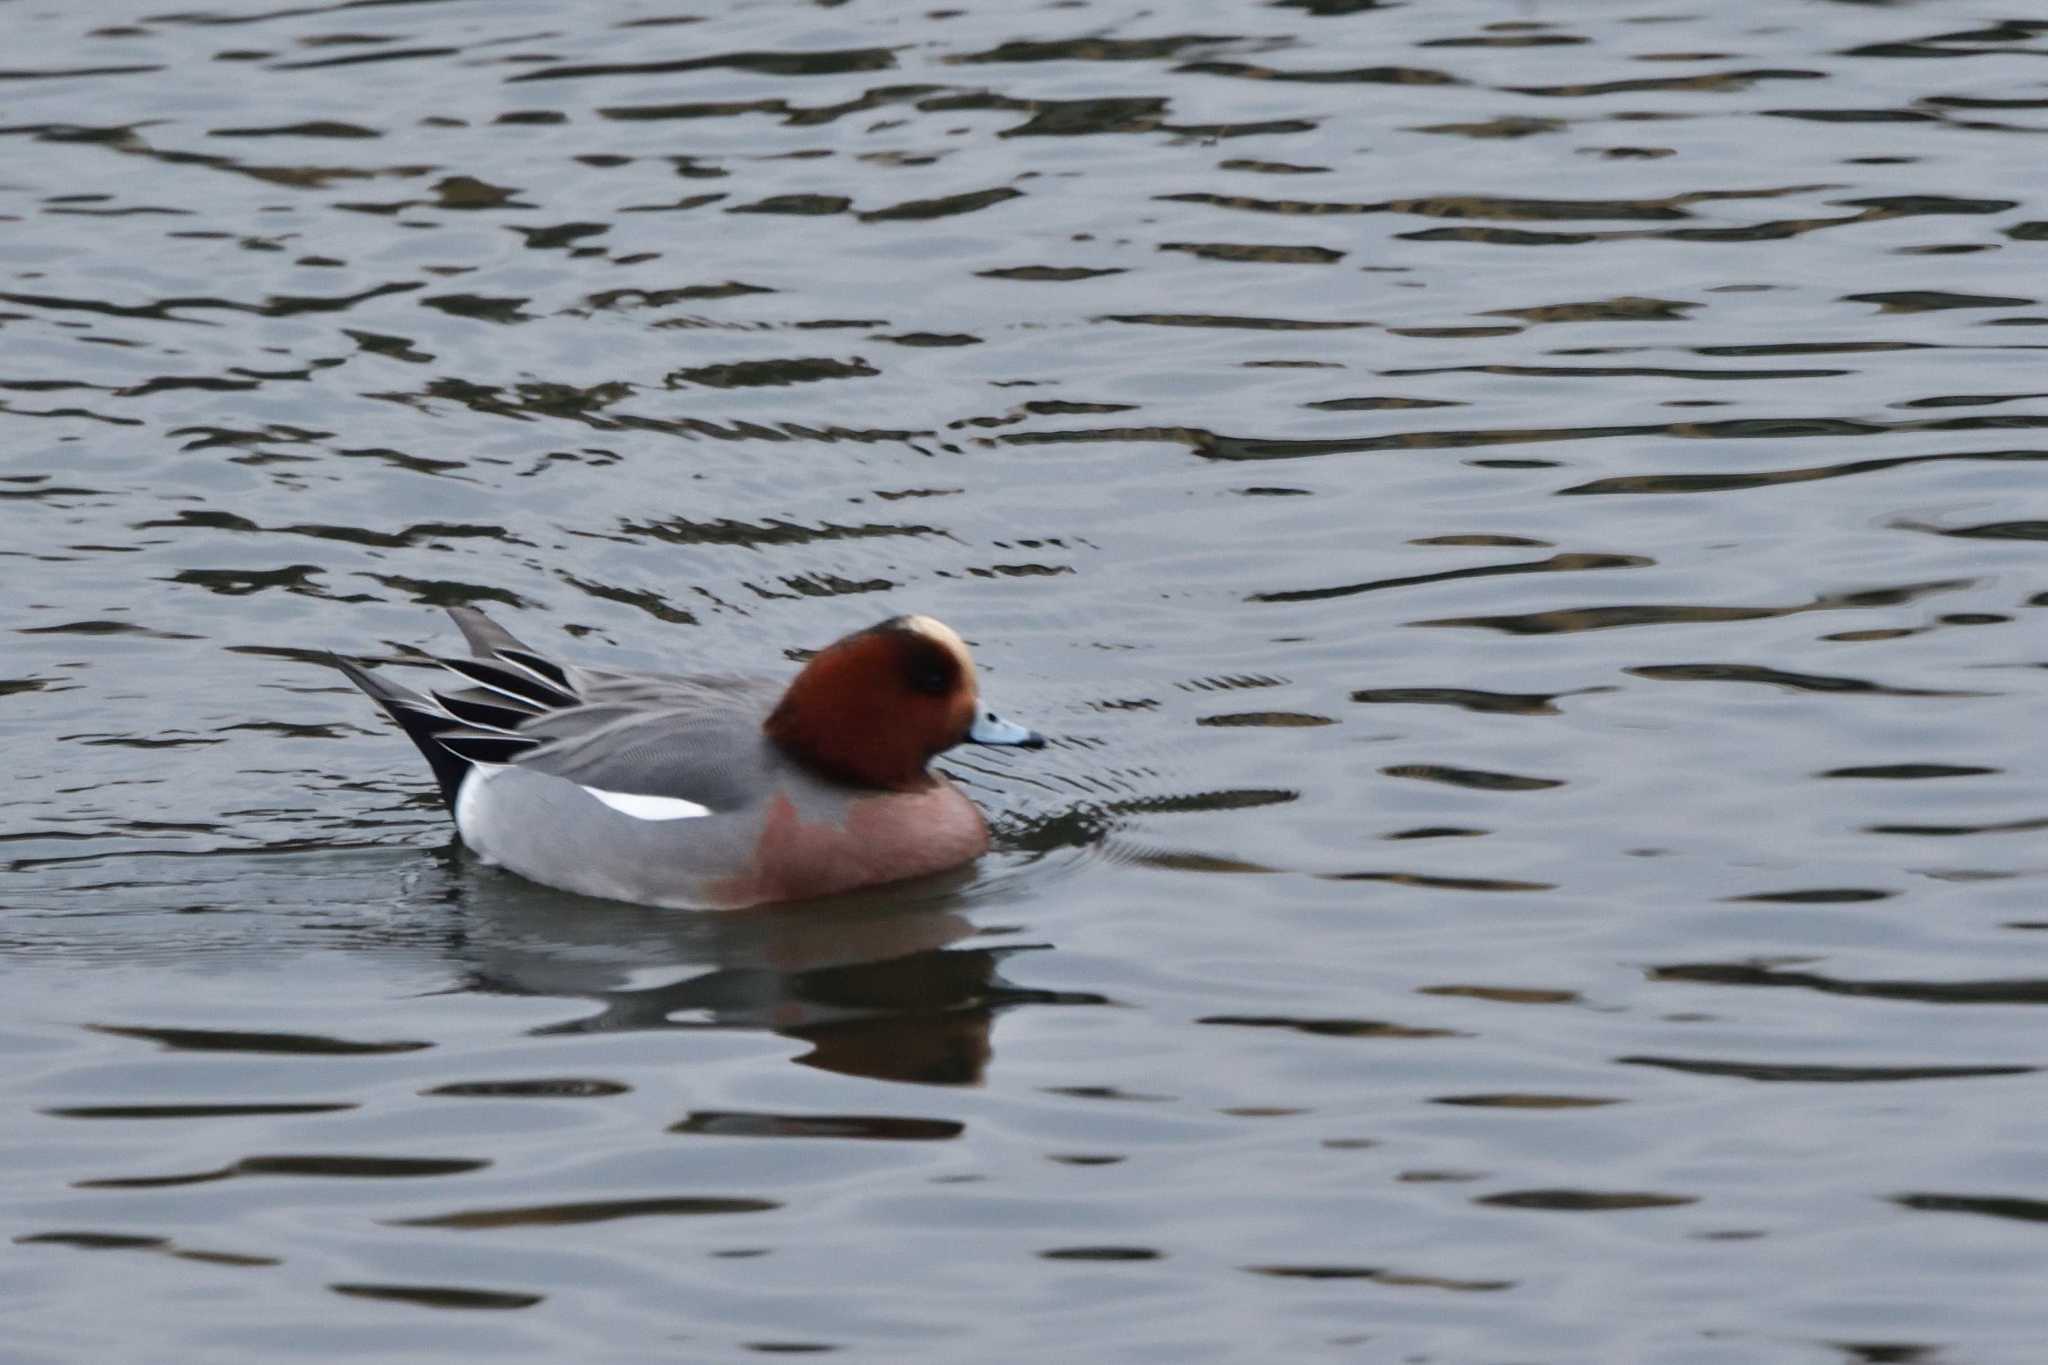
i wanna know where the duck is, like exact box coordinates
[335,607,1043,910]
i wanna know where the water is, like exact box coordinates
[7,1,2048,1360]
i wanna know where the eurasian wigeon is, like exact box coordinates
[336,607,1043,909]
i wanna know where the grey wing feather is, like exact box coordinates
[413,607,790,812]
[447,606,535,659]
[510,674,786,812]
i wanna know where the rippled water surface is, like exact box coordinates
[9,1,2048,1360]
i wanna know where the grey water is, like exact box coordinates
[7,2,2048,1361]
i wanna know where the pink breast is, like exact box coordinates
[709,784,991,907]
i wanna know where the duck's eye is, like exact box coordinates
[907,663,951,696]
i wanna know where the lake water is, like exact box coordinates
[7,2,2048,1361]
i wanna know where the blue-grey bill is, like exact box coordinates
[968,709,1044,748]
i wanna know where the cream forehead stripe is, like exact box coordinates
[898,615,975,676]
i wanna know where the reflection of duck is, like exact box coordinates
[446,874,1107,1086]
[336,607,1043,909]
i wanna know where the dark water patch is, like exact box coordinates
[1846,290,2034,313]
[1014,419,2048,467]
[399,1196,778,1230]
[745,1342,840,1354]
[137,510,525,551]
[0,281,420,322]
[1420,985,1579,1005]
[0,64,164,80]
[44,1102,356,1120]
[1195,710,1334,727]
[1381,765,1563,792]
[1487,296,1697,324]
[667,358,878,389]
[1435,1094,1618,1109]
[210,120,381,139]
[876,331,983,348]
[80,1154,487,1188]
[1327,871,1554,893]
[1507,68,1824,97]
[1043,1086,1175,1104]
[1384,363,1847,381]
[976,265,1125,282]
[1821,764,1995,779]
[267,46,460,73]
[1177,60,1458,85]
[1126,849,1279,874]
[89,1024,431,1055]
[1477,1189,1695,1211]
[1351,686,1585,717]
[948,35,1243,65]
[1414,115,1566,138]
[364,575,532,610]
[1652,962,2048,1006]
[18,1230,279,1267]
[1724,889,1894,905]
[598,99,787,125]
[19,1232,172,1252]
[1220,158,1328,173]
[859,187,1021,222]
[64,732,222,751]
[1042,1246,1162,1261]
[1894,1193,2048,1225]
[1877,814,2048,838]
[1251,552,1648,604]
[1246,1263,1512,1291]
[1628,664,1977,698]
[1308,395,1463,410]
[18,619,200,639]
[1099,313,1370,331]
[1199,1015,1464,1040]
[1158,190,1699,220]
[1422,581,1974,635]
[516,48,896,84]
[584,282,776,311]
[330,1282,541,1311]
[1835,194,2018,217]
[670,1111,962,1141]
[1113,788,1298,815]
[419,293,534,324]
[998,96,1170,137]
[422,1078,630,1099]
[727,194,851,217]
[1161,241,1346,265]
[1898,518,2048,541]
[622,515,937,549]
[1620,1057,2035,1083]
[166,565,336,598]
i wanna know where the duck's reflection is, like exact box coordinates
[436,854,1104,1085]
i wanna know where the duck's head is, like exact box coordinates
[765,615,1043,790]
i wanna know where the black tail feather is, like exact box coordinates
[332,654,473,813]
[435,655,578,711]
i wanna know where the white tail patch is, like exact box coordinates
[581,786,712,821]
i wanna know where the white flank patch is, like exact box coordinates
[581,785,712,821]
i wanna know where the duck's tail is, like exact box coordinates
[334,607,567,814]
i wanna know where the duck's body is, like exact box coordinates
[337,608,1039,910]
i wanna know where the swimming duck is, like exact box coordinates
[336,608,1042,909]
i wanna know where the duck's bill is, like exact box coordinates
[968,709,1044,748]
